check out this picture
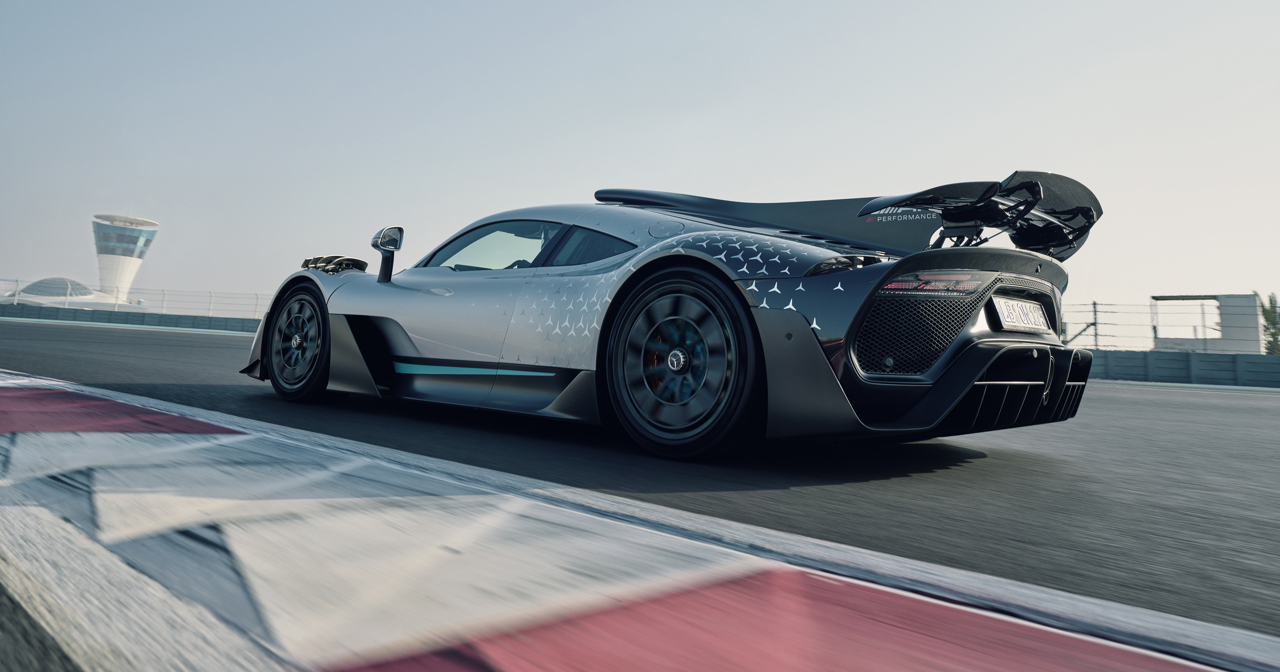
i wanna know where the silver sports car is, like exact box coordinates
[242,171,1101,458]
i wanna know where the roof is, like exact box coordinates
[94,214,159,228]
[18,277,95,297]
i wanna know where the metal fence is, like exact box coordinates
[2,279,267,320]
[1063,300,1266,352]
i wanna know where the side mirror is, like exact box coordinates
[372,227,403,252]
[371,227,404,282]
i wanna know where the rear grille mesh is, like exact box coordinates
[854,288,992,375]
[853,276,1055,376]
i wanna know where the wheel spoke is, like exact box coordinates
[680,373,699,400]
[678,298,712,330]
[625,323,651,356]
[643,362,668,378]
[683,386,718,420]
[654,375,682,403]
[644,337,668,353]
[631,388,663,419]
[651,401,694,428]
[640,300,668,334]
[626,370,652,396]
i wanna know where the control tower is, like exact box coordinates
[92,214,158,300]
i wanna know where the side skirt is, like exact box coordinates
[390,357,600,424]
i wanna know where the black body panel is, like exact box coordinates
[598,170,1102,262]
[595,189,942,257]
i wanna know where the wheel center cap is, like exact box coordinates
[667,348,690,374]
[291,334,303,350]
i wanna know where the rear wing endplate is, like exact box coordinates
[857,171,1102,261]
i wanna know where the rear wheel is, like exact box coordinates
[266,284,331,402]
[606,267,758,459]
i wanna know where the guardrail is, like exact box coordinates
[0,304,261,333]
[2,279,267,320]
[1090,350,1280,388]
[2,279,266,333]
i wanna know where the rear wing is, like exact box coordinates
[857,171,1101,261]
[596,171,1102,262]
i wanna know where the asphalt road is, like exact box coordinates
[3,318,1279,639]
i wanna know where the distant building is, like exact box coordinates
[1151,294,1264,355]
[92,214,158,300]
[3,277,131,308]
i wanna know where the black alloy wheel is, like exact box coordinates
[606,267,759,459]
[266,284,331,402]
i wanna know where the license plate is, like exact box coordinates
[990,296,1053,334]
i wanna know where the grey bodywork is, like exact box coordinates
[244,198,1089,439]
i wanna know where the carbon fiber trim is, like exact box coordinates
[853,275,1056,376]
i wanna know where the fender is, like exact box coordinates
[239,268,369,381]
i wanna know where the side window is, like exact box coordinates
[425,220,563,271]
[545,227,637,267]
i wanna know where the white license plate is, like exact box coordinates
[991,296,1053,334]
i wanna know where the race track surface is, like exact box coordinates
[3,319,1278,638]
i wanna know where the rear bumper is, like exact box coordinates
[757,306,1092,439]
[932,346,1091,438]
[867,341,1092,438]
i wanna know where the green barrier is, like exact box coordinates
[1091,349,1280,388]
[0,303,260,333]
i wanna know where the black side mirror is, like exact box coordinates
[371,227,404,282]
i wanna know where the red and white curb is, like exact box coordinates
[0,370,1276,672]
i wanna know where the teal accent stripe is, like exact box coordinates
[393,362,554,377]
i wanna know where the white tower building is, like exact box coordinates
[92,214,159,301]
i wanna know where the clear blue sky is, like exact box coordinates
[2,1,1276,319]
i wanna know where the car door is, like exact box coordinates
[488,226,639,412]
[332,220,567,405]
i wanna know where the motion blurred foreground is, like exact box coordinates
[0,373,1273,671]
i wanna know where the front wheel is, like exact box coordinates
[606,267,759,459]
[266,284,331,402]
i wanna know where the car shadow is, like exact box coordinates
[93,383,988,493]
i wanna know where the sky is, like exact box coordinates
[1,1,1277,345]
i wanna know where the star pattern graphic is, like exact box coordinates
[406,217,868,372]
[737,276,862,337]
[646,230,847,281]
[499,263,632,369]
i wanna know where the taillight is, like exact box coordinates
[878,271,994,296]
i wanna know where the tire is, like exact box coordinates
[265,284,332,402]
[605,267,759,459]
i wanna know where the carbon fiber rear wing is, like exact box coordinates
[857,171,1102,261]
[596,171,1102,262]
